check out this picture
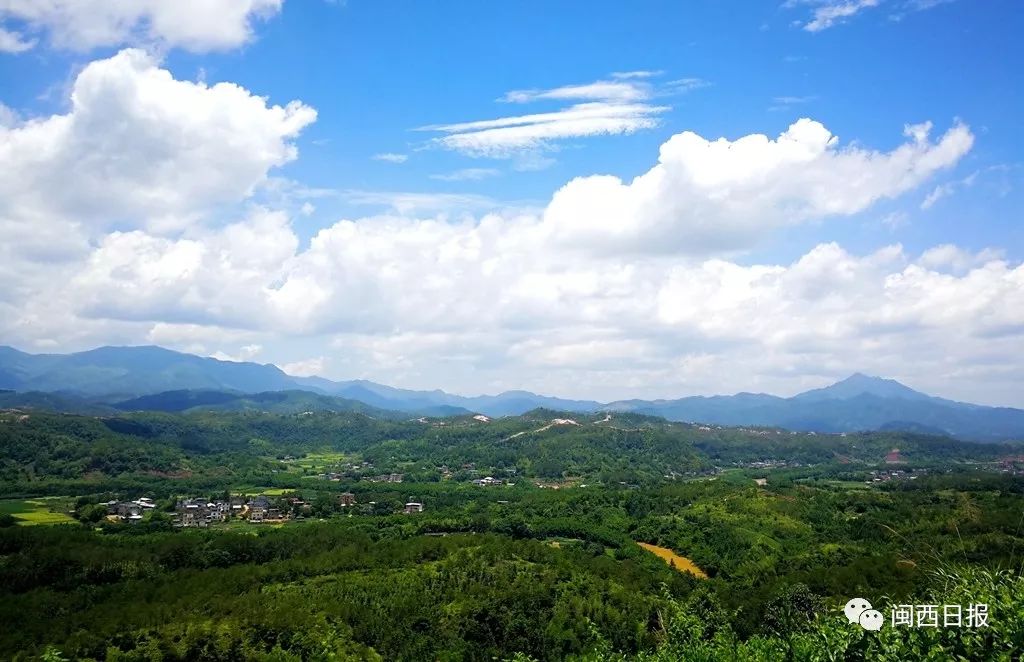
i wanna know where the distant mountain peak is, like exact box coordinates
[834,372,900,389]
[795,373,928,402]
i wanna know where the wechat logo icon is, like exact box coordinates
[845,598,883,631]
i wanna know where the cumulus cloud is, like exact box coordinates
[0,48,314,354]
[0,49,315,236]
[542,118,973,253]
[0,49,1014,405]
[0,0,282,52]
[33,212,1020,403]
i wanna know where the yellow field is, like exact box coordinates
[636,542,708,579]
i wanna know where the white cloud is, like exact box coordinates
[420,73,705,158]
[281,356,326,377]
[0,49,314,353]
[785,0,881,32]
[542,118,973,254]
[918,244,1003,273]
[790,0,955,31]
[430,168,501,182]
[501,81,650,104]
[421,102,669,158]
[921,183,953,209]
[0,25,34,52]
[0,0,282,52]
[0,52,1014,407]
[211,344,263,363]
[773,95,816,105]
[0,101,18,127]
[372,152,408,163]
[145,322,260,354]
[660,78,711,94]
[0,48,316,236]
[610,70,664,80]
[807,0,880,31]
[343,190,504,215]
[49,214,1020,402]
[920,169,981,209]
[890,0,957,21]
[769,95,818,112]
[880,210,909,231]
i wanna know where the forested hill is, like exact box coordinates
[1,407,1017,496]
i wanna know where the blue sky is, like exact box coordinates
[1,0,1022,405]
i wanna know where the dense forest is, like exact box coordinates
[1,408,1016,494]
[1,406,1023,659]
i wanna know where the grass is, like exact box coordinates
[0,499,76,526]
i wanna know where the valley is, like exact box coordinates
[1,396,1023,659]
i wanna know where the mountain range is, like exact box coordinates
[0,345,1021,442]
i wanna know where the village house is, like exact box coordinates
[174,498,230,527]
[106,497,157,523]
[364,473,404,483]
[338,492,356,507]
[403,502,424,514]
[248,496,270,522]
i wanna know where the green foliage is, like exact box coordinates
[1,407,1023,659]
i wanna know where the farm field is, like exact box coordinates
[0,498,75,526]
[636,541,709,579]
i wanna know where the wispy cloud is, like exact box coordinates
[890,0,957,21]
[500,81,648,104]
[803,0,880,32]
[920,168,984,210]
[660,78,710,95]
[880,210,909,231]
[372,152,408,163]
[419,102,668,157]
[419,72,705,158]
[774,95,817,105]
[610,70,664,80]
[768,94,818,111]
[430,168,501,182]
[343,190,500,214]
[787,0,956,31]
[0,26,35,53]
[921,182,954,209]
